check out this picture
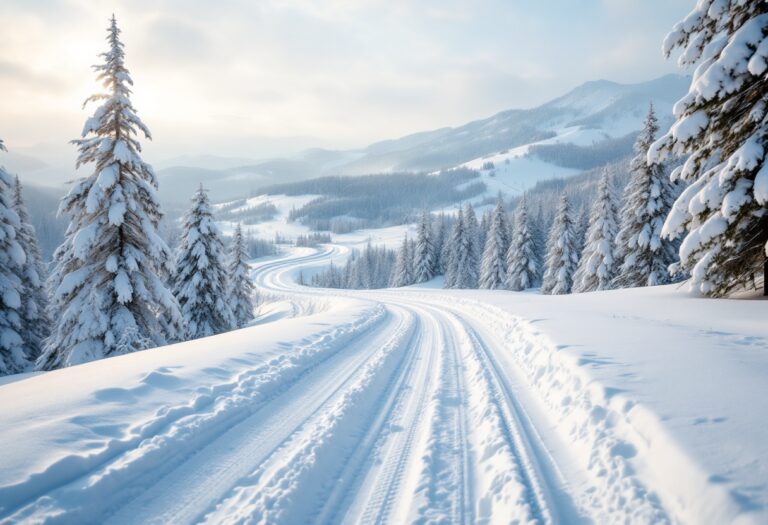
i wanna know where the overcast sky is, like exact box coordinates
[0,0,692,162]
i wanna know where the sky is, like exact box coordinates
[0,0,693,166]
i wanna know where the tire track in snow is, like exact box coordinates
[442,298,671,524]
[105,307,414,525]
[257,247,567,524]
[448,311,554,524]
[0,302,392,524]
[197,306,419,525]
[344,306,440,525]
[410,304,474,525]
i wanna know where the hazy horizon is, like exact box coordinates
[1,0,692,174]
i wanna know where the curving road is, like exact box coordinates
[0,245,676,524]
[219,245,579,524]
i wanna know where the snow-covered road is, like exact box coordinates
[0,245,765,524]
[250,246,569,524]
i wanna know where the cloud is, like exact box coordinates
[0,0,693,164]
[138,16,211,65]
[0,60,66,89]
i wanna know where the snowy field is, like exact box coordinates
[0,241,765,524]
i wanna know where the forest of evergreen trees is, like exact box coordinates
[311,107,685,295]
[1,0,767,375]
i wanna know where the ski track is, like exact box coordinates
[1,244,719,524]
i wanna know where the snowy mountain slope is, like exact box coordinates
[152,74,688,206]
[0,240,765,524]
[336,74,689,175]
[457,133,585,201]
[157,160,321,207]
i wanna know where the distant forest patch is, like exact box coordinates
[527,132,636,170]
[260,169,485,230]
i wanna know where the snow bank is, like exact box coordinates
[0,296,382,522]
[413,285,768,524]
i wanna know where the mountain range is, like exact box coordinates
[154,73,690,204]
[8,74,690,207]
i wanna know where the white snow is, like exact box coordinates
[0,238,766,524]
[217,194,320,240]
[459,136,581,200]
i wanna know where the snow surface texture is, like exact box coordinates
[0,237,766,524]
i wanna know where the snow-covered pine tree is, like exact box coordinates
[443,212,459,288]
[649,1,768,296]
[464,203,481,285]
[479,196,510,289]
[478,209,490,256]
[505,199,540,291]
[12,176,49,361]
[0,141,28,375]
[227,224,255,328]
[431,212,448,275]
[531,204,549,270]
[39,17,182,369]
[407,238,417,284]
[342,256,354,288]
[354,245,373,289]
[173,186,235,339]
[413,211,435,283]
[574,205,590,262]
[574,170,619,292]
[614,105,679,288]
[390,234,413,287]
[542,194,580,295]
[445,208,477,289]
[440,214,455,279]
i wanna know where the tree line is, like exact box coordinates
[312,106,684,295]
[1,1,766,373]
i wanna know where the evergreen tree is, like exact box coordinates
[464,203,481,283]
[413,211,435,283]
[440,213,456,278]
[542,194,579,295]
[479,196,510,289]
[445,209,477,289]
[505,199,540,291]
[443,213,459,289]
[173,186,234,339]
[0,142,28,375]
[574,171,619,292]
[615,105,679,288]
[227,224,255,328]
[408,238,417,284]
[531,205,549,271]
[12,176,49,361]
[355,244,374,289]
[340,257,352,288]
[431,212,448,275]
[574,204,590,262]
[39,17,182,369]
[390,234,413,287]
[649,1,768,296]
[478,210,491,256]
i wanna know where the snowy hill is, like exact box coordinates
[335,74,689,175]
[154,74,689,204]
